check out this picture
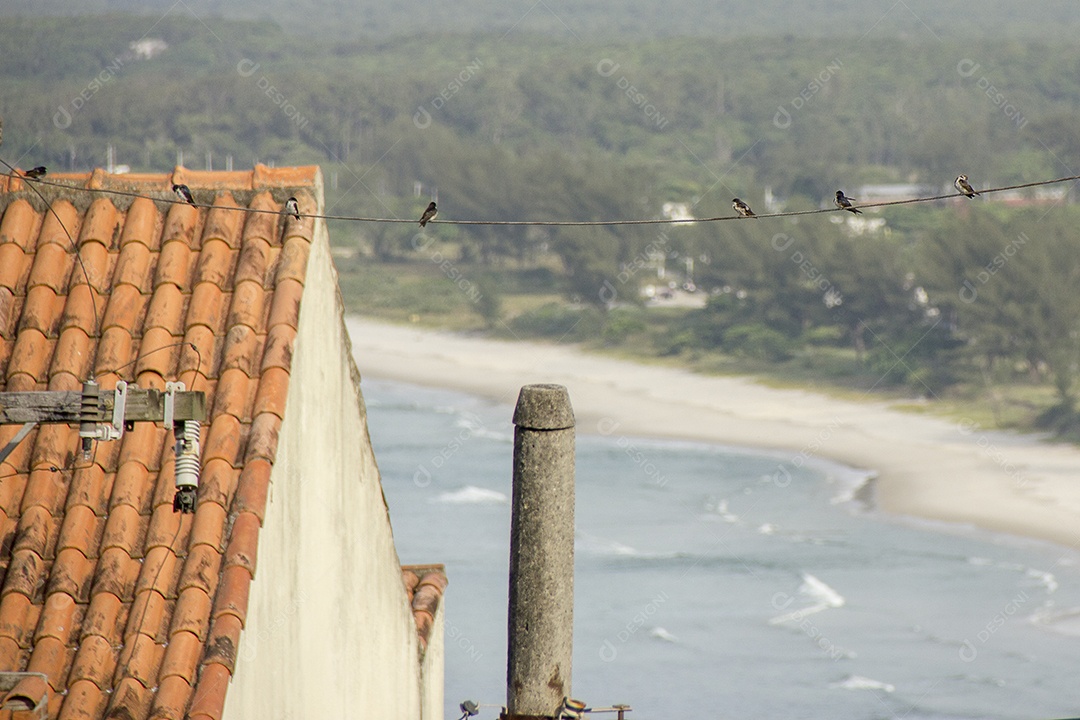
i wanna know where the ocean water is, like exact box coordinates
[360,377,1080,720]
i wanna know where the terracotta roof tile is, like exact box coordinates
[401,564,448,651]
[194,240,234,290]
[233,238,271,288]
[46,549,94,604]
[201,613,242,673]
[18,286,63,338]
[56,506,101,558]
[27,243,72,296]
[3,549,46,601]
[29,427,76,474]
[21,468,67,515]
[158,630,200,685]
[176,545,220,597]
[185,284,225,335]
[80,591,123,643]
[170,587,211,641]
[26,634,72,691]
[230,460,270,524]
[0,200,40,251]
[69,634,118,691]
[135,546,181,598]
[118,198,160,251]
[105,677,153,720]
[219,325,260,376]
[265,278,303,331]
[0,166,335,719]
[153,241,194,292]
[49,328,93,382]
[149,674,193,720]
[221,513,258,578]
[66,466,110,515]
[242,413,279,465]
[7,330,51,384]
[201,415,242,467]
[99,505,146,558]
[224,281,264,334]
[0,636,26,669]
[187,661,229,720]
[210,565,250,626]
[59,679,106,720]
[0,591,37,646]
[188,504,226,554]
[275,236,311,286]
[12,506,54,559]
[251,367,289,420]
[92,547,140,602]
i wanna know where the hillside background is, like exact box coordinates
[2,1,1080,434]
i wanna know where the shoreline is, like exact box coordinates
[345,316,1080,550]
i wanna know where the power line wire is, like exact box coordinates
[3,165,1079,226]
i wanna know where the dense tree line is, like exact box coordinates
[2,15,1080,426]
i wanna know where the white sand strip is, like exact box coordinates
[345,316,1080,549]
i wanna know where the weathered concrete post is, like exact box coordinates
[506,384,576,719]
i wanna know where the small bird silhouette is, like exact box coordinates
[954,174,979,198]
[23,166,46,179]
[834,191,862,214]
[284,196,301,220]
[172,184,196,206]
[419,201,438,227]
[732,198,756,218]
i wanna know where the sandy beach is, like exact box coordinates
[345,316,1080,549]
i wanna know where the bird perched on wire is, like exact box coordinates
[954,174,979,198]
[23,166,46,179]
[284,196,301,220]
[732,198,756,218]
[419,201,438,227]
[172,183,196,206]
[834,190,862,214]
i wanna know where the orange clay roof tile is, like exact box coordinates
[47,549,95,604]
[176,545,221,597]
[60,678,106,720]
[221,513,258,578]
[224,281,264,334]
[149,674,193,720]
[186,661,229,720]
[158,631,200,685]
[195,460,240,512]
[233,238,271,288]
[201,614,242,673]
[210,565,250,626]
[169,587,212,642]
[0,592,37,646]
[0,166,425,720]
[92,547,140,602]
[230,459,270,525]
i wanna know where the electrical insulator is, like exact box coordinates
[173,419,201,514]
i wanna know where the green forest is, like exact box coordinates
[2,12,1080,435]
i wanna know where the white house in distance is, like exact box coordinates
[0,165,444,719]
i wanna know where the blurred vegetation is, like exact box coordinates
[3,14,1080,436]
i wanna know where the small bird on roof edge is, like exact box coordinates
[172,183,196,206]
[23,166,46,179]
[732,198,756,218]
[419,201,438,227]
[834,190,862,214]
[954,174,979,198]
[285,196,301,220]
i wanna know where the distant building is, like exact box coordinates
[0,167,445,720]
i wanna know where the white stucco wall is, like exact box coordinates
[223,181,443,719]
